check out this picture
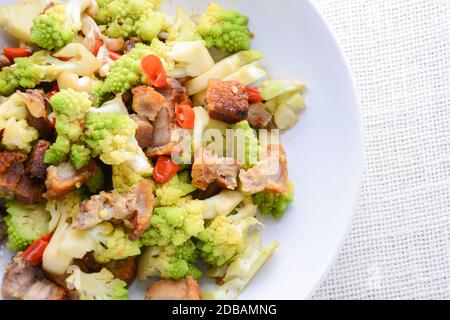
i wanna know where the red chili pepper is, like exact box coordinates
[175,104,195,129]
[108,50,122,61]
[153,156,180,184]
[93,39,103,56]
[3,47,32,60]
[22,232,53,266]
[246,87,263,103]
[51,116,57,127]
[141,54,168,88]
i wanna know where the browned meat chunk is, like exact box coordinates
[132,86,167,121]
[0,215,6,243]
[239,144,288,194]
[145,277,201,300]
[27,115,53,138]
[206,79,249,124]
[26,140,51,179]
[0,151,27,173]
[146,106,187,158]
[157,78,192,107]
[73,180,154,240]
[191,148,241,190]
[0,151,43,203]
[15,175,43,204]
[130,115,153,149]
[247,102,275,129]
[105,257,137,285]
[2,255,65,300]
[44,161,96,199]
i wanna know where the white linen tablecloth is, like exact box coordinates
[311,0,450,300]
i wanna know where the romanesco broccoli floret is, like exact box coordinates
[140,198,205,247]
[95,0,166,42]
[92,41,173,106]
[253,181,294,219]
[70,144,91,170]
[197,2,251,53]
[4,201,50,251]
[83,112,137,164]
[0,45,100,96]
[155,172,197,206]
[233,120,260,169]
[196,203,259,267]
[45,89,92,169]
[30,0,96,50]
[203,230,278,300]
[91,223,142,263]
[66,267,128,300]
[84,111,152,186]
[138,240,202,280]
[0,51,58,96]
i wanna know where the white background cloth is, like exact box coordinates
[311,0,450,299]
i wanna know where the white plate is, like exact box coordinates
[0,0,362,300]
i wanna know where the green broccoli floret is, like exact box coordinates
[155,172,197,206]
[85,165,105,193]
[233,120,260,169]
[197,2,251,53]
[138,240,202,280]
[253,181,294,219]
[196,203,259,267]
[30,0,95,50]
[4,201,50,251]
[65,268,128,300]
[45,89,92,168]
[92,41,173,106]
[140,198,205,247]
[95,0,166,42]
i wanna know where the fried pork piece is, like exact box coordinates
[2,255,65,300]
[247,102,275,129]
[15,175,43,204]
[26,140,51,179]
[239,144,289,194]
[145,277,201,300]
[130,115,153,149]
[132,86,167,121]
[44,161,96,199]
[105,257,137,285]
[191,148,241,190]
[0,215,6,243]
[157,78,192,107]
[72,180,154,240]
[0,151,42,203]
[206,79,249,124]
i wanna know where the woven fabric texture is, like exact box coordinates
[311,0,450,299]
